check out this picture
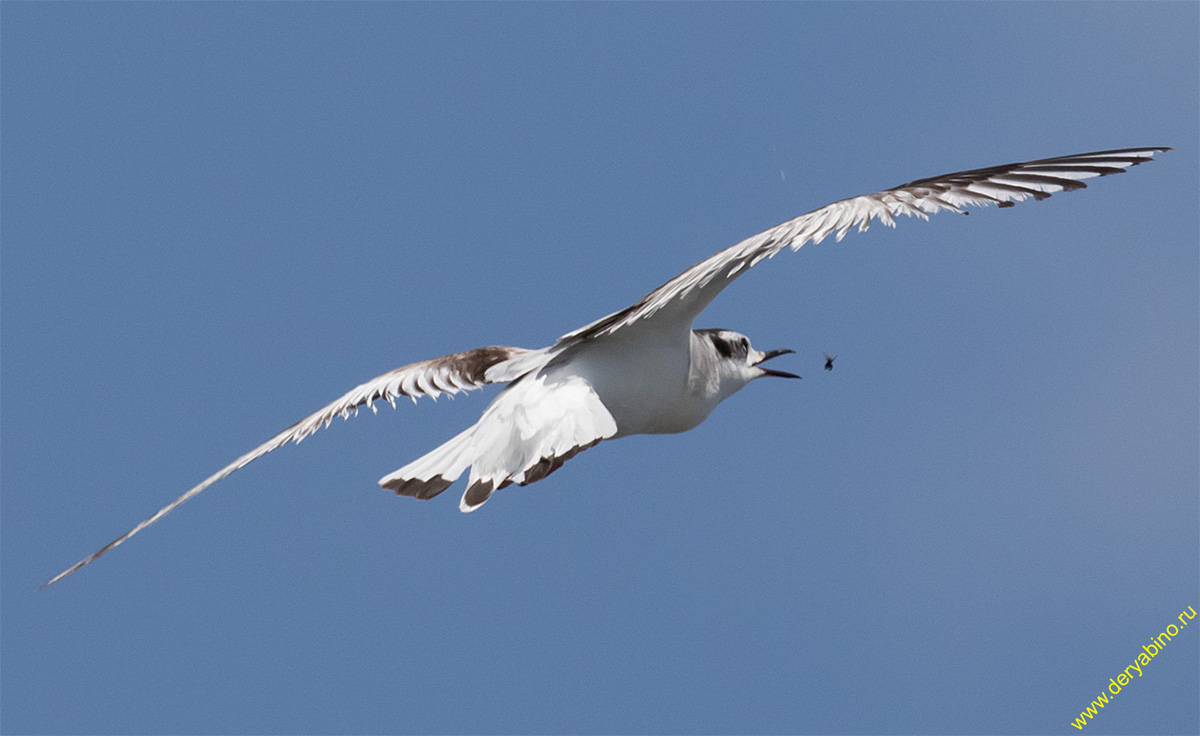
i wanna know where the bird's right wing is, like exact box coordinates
[43,344,540,588]
[554,147,1170,349]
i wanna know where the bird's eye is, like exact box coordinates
[740,338,749,353]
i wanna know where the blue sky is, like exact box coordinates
[2,3,1196,734]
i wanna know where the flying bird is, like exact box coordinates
[824,354,837,371]
[43,147,1169,588]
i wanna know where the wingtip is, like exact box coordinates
[39,568,72,591]
[44,556,95,588]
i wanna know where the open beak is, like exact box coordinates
[755,348,801,379]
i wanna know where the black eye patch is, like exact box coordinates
[712,336,734,358]
[695,328,743,359]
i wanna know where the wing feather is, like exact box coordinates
[42,345,536,588]
[556,147,1169,347]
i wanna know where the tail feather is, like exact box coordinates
[385,373,616,512]
[457,374,616,512]
[457,438,603,512]
[460,478,511,511]
[379,426,475,500]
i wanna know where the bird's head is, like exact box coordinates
[694,329,800,400]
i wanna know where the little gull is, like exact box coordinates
[44,147,1168,587]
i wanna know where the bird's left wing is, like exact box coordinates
[555,147,1169,348]
[42,345,537,588]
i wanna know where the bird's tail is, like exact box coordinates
[381,373,617,512]
[456,374,617,513]
[378,426,476,500]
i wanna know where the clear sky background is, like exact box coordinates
[2,3,1196,735]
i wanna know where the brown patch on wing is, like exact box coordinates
[426,345,525,387]
[382,475,455,500]
[280,345,531,443]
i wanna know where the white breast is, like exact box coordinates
[557,325,721,437]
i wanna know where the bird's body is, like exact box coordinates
[566,325,781,437]
[557,321,698,437]
[44,146,1169,587]
[380,325,796,511]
